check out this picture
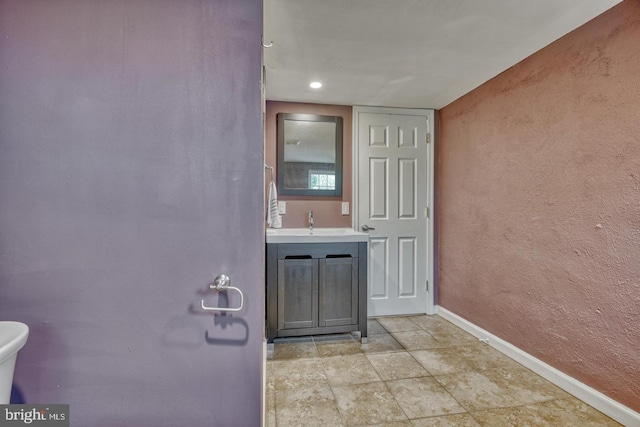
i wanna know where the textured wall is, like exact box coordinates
[438,0,640,411]
[265,101,352,228]
[0,0,264,425]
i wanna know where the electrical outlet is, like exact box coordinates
[341,202,349,215]
[278,201,286,214]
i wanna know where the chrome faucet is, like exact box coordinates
[308,210,314,233]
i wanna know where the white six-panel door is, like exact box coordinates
[355,107,434,317]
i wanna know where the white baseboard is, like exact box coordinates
[436,306,640,427]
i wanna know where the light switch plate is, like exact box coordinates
[278,201,286,214]
[341,202,349,215]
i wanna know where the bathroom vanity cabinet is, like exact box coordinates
[266,241,368,342]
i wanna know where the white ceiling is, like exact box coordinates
[263,0,621,109]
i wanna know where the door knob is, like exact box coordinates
[361,224,375,232]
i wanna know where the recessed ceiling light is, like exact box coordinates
[309,81,322,89]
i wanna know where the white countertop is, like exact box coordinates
[266,228,369,244]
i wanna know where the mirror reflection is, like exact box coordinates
[277,113,343,197]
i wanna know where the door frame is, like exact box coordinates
[352,106,436,316]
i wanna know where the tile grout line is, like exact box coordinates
[400,332,480,421]
[394,316,533,421]
[377,316,470,423]
[379,370,412,424]
[269,315,623,426]
[325,321,406,425]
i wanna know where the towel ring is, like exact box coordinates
[261,36,273,48]
[201,274,244,312]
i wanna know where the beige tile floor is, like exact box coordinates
[265,315,622,427]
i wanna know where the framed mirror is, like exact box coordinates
[277,113,343,197]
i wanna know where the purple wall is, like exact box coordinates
[0,0,264,425]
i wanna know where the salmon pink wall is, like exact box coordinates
[438,0,640,411]
[265,101,352,228]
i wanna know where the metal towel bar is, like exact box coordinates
[265,164,274,181]
[201,274,244,313]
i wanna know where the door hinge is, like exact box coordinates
[425,207,430,218]
[426,280,429,291]
[426,132,431,144]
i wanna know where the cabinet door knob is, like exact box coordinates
[361,224,375,232]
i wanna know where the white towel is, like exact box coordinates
[267,181,282,228]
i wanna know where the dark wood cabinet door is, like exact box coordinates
[319,257,358,327]
[277,258,319,330]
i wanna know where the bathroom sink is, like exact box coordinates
[266,228,369,243]
[0,321,29,404]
